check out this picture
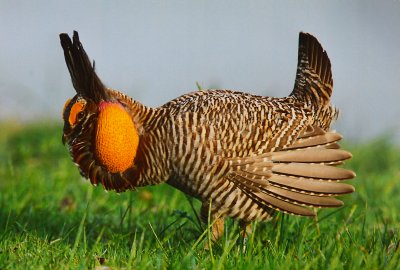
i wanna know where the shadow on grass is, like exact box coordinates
[0,123,200,253]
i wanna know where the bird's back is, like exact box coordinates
[161,89,312,158]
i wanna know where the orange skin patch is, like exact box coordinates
[95,101,139,173]
[68,101,85,126]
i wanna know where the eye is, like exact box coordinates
[68,101,86,126]
[77,111,86,120]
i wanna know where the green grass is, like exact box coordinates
[0,122,399,269]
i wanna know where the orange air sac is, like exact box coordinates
[95,101,139,173]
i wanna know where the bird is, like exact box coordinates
[60,31,355,242]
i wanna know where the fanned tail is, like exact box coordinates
[227,126,355,217]
[290,32,333,105]
[290,32,338,129]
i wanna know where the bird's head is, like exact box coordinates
[60,31,139,190]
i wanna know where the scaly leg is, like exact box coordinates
[239,220,252,238]
[238,220,252,251]
[200,202,225,244]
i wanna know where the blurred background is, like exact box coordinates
[1,3,400,267]
[1,0,399,142]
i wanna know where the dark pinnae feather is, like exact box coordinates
[59,31,109,102]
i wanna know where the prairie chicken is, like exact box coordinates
[60,31,355,241]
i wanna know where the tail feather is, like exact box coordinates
[268,174,355,195]
[265,186,344,207]
[253,192,315,216]
[225,125,355,217]
[271,148,351,163]
[290,32,333,105]
[290,33,338,130]
[272,163,354,180]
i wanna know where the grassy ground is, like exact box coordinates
[0,122,399,269]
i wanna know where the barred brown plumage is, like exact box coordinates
[60,31,355,242]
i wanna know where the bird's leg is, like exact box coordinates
[236,220,252,252]
[200,202,225,243]
[210,217,225,242]
[239,220,252,238]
